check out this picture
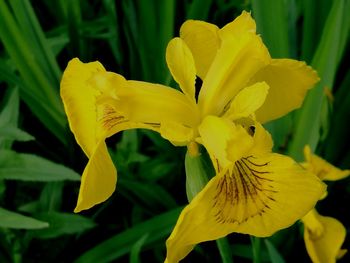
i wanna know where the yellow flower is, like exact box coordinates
[301,145,349,263]
[60,11,326,261]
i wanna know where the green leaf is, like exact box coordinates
[252,0,290,57]
[186,0,213,20]
[0,1,67,144]
[0,150,80,181]
[129,233,149,263]
[119,179,177,210]
[0,207,49,229]
[30,212,96,239]
[264,239,285,263]
[216,237,233,263]
[0,87,20,149]
[0,126,34,142]
[288,0,349,160]
[74,207,182,263]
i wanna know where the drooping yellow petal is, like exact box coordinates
[60,58,106,156]
[223,82,269,120]
[74,141,116,212]
[303,145,350,181]
[302,209,347,263]
[61,58,200,212]
[252,59,319,123]
[180,20,219,79]
[198,31,271,117]
[166,154,326,263]
[166,38,196,102]
[198,116,253,169]
[220,10,256,37]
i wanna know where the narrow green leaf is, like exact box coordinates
[264,239,285,263]
[30,212,96,239]
[288,0,349,160]
[129,233,149,263]
[186,0,213,20]
[231,244,270,261]
[0,207,49,229]
[301,0,332,62]
[66,0,86,58]
[38,183,64,212]
[0,1,67,144]
[216,237,233,263]
[252,0,290,57]
[0,126,34,142]
[0,87,20,149]
[9,0,61,85]
[74,208,182,263]
[119,179,177,210]
[324,69,350,162]
[251,236,262,263]
[0,150,80,181]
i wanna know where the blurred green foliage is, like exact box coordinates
[0,0,349,262]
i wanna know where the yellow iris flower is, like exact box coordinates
[60,11,326,262]
[301,146,349,263]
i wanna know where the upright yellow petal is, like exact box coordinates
[252,59,319,123]
[250,122,274,155]
[74,141,116,212]
[180,11,257,80]
[302,210,346,263]
[220,10,256,37]
[180,20,219,79]
[198,116,254,169]
[166,38,196,103]
[223,82,269,120]
[60,58,105,156]
[166,154,325,263]
[198,31,270,117]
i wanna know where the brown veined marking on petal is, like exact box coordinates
[221,98,233,116]
[212,156,277,224]
[143,122,161,127]
[98,104,128,130]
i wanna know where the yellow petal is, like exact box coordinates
[61,59,200,212]
[220,10,256,37]
[303,145,350,181]
[180,11,257,81]
[116,80,199,129]
[198,31,271,117]
[166,38,196,102]
[252,59,320,123]
[165,154,326,262]
[60,58,106,156]
[74,140,116,212]
[180,20,219,79]
[251,122,274,155]
[302,210,346,263]
[159,121,194,146]
[198,116,254,168]
[223,82,269,120]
